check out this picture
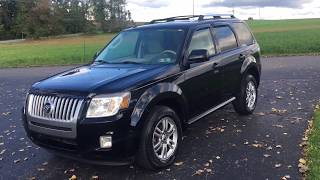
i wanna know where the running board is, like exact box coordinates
[187,97,236,124]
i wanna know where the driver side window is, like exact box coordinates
[187,28,216,57]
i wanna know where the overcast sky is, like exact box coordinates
[126,0,320,22]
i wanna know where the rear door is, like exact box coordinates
[211,24,243,99]
[181,25,223,117]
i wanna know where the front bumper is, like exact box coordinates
[22,108,139,165]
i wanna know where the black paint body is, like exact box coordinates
[22,18,261,164]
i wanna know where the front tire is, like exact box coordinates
[136,106,182,170]
[233,74,258,115]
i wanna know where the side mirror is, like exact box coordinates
[188,49,209,64]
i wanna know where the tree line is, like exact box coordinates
[0,0,134,40]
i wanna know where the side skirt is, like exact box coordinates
[187,97,236,124]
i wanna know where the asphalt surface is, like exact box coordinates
[0,56,319,180]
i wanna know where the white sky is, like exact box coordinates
[127,0,320,22]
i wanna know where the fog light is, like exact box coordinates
[99,136,112,148]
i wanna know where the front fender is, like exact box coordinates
[130,82,186,127]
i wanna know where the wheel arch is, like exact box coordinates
[240,55,261,86]
[130,83,188,129]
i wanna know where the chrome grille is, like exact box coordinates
[27,94,84,122]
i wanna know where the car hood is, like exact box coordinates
[32,63,178,95]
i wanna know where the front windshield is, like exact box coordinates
[95,28,186,65]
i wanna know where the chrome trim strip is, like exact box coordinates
[26,94,84,139]
[27,94,83,122]
[187,97,236,124]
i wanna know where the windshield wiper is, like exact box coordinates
[94,60,110,64]
[118,61,143,64]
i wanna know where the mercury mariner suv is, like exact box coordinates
[22,14,261,170]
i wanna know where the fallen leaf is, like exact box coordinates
[256,112,265,116]
[69,175,77,180]
[263,154,271,158]
[298,164,309,173]
[0,149,6,155]
[271,108,287,114]
[37,168,45,171]
[275,164,282,168]
[174,161,184,166]
[299,141,307,147]
[273,124,284,128]
[91,176,99,180]
[192,169,204,176]
[1,112,11,116]
[252,143,263,148]
[281,175,291,180]
[299,158,306,165]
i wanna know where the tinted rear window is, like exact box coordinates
[214,26,238,52]
[231,23,254,46]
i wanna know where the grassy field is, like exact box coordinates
[0,34,115,67]
[0,18,320,67]
[248,19,320,55]
[307,107,320,180]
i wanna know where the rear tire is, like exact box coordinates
[233,74,258,115]
[136,106,182,170]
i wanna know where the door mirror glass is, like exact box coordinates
[188,49,208,64]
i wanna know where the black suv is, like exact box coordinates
[22,14,261,170]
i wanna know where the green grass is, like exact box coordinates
[247,19,320,56]
[307,108,320,180]
[0,18,320,68]
[0,34,115,67]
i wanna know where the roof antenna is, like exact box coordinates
[232,3,235,16]
[193,0,195,16]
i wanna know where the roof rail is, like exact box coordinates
[149,14,235,24]
[199,14,235,20]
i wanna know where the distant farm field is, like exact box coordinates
[0,34,115,67]
[247,18,320,55]
[1,18,320,68]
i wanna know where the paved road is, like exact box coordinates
[0,56,319,180]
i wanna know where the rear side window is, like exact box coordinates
[214,26,237,52]
[188,28,216,56]
[231,23,254,46]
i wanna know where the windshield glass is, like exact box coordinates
[95,28,186,65]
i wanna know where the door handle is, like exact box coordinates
[212,62,220,74]
[239,54,246,60]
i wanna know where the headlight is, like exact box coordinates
[86,92,131,118]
